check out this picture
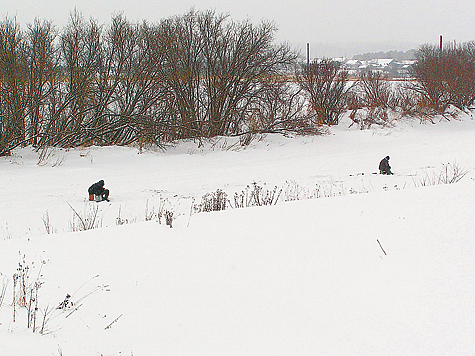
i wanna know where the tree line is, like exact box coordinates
[1,10,475,156]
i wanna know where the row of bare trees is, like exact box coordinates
[0,10,311,156]
[297,41,475,129]
[2,10,475,156]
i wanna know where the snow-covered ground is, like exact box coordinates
[1,114,475,355]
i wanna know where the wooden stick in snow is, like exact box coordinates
[377,239,387,255]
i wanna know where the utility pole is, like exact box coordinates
[440,35,443,51]
[307,43,310,67]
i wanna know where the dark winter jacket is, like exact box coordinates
[379,156,392,174]
[88,180,105,195]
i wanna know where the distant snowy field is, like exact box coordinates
[1,114,475,355]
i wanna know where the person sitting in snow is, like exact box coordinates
[88,180,110,202]
[379,156,393,175]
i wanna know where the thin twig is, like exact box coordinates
[104,314,123,330]
[65,303,83,318]
[71,275,100,299]
[377,239,387,255]
[67,202,86,231]
[0,277,8,309]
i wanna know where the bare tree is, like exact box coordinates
[246,77,319,136]
[200,12,296,136]
[24,19,60,147]
[297,58,349,126]
[355,71,395,109]
[348,71,397,129]
[0,18,29,156]
[410,42,475,114]
[159,11,204,139]
[53,11,103,146]
[100,19,170,146]
[442,42,475,110]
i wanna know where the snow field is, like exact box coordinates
[1,114,475,355]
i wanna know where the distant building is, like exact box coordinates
[297,56,416,79]
[336,57,415,79]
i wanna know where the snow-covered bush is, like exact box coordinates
[282,180,322,201]
[438,162,469,184]
[234,182,282,208]
[11,254,46,332]
[414,162,468,186]
[42,211,55,234]
[3,253,110,336]
[116,206,133,226]
[195,189,229,213]
[68,203,102,232]
[165,210,174,228]
[144,199,163,222]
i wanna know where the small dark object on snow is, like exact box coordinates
[88,180,110,202]
[57,294,73,309]
[379,156,393,175]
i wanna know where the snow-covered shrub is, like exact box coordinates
[437,162,468,184]
[195,189,228,213]
[414,162,468,186]
[116,206,136,226]
[11,254,47,332]
[42,210,55,234]
[165,210,173,228]
[144,200,160,222]
[282,180,321,201]
[68,203,102,232]
[234,182,282,208]
[144,197,175,225]
[203,180,367,213]
[4,254,109,335]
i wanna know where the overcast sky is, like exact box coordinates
[3,0,475,57]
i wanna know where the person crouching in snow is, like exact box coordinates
[88,180,110,202]
[379,156,393,175]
